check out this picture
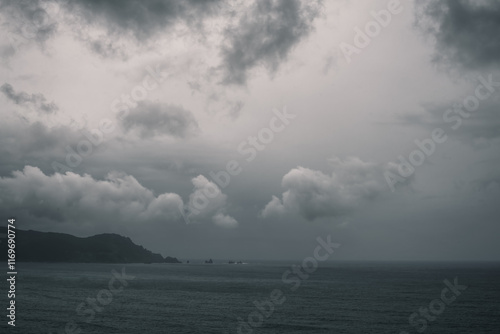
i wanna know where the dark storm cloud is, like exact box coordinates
[0,83,59,114]
[65,0,222,40]
[415,0,500,70]
[220,0,323,85]
[119,101,199,139]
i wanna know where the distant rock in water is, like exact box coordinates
[164,256,181,263]
[205,259,213,264]
[0,227,181,264]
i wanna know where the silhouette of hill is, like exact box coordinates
[0,227,181,263]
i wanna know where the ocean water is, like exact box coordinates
[2,261,500,333]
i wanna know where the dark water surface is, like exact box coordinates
[2,261,499,333]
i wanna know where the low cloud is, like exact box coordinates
[0,164,239,230]
[212,212,238,228]
[186,175,238,228]
[0,166,183,225]
[262,157,405,221]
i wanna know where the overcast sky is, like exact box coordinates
[0,0,499,261]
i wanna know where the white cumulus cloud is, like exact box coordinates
[262,157,408,221]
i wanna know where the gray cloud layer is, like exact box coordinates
[0,0,59,44]
[119,101,199,139]
[1,83,59,114]
[397,73,500,150]
[1,0,322,87]
[2,1,499,261]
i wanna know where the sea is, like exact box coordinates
[1,261,499,333]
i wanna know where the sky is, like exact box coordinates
[0,0,499,261]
